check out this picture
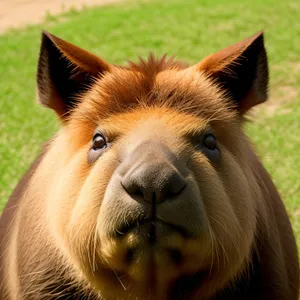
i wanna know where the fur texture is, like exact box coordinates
[0,31,298,300]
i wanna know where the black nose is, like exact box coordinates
[120,144,186,204]
[121,163,186,203]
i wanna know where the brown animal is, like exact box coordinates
[0,31,299,300]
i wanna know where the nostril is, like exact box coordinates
[141,188,155,203]
[121,179,143,197]
[166,172,186,198]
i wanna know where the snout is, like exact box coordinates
[120,142,187,204]
[98,140,209,280]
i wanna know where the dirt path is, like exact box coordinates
[0,0,123,33]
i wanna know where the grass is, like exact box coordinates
[0,0,299,249]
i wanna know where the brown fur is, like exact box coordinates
[0,31,298,300]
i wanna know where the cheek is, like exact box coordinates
[45,144,90,247]
[45,141,119,263]
[217,148,258,234]
[65,150,119,270]
[189,150,257,268]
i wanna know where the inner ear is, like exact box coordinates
[37,31,111,119]
[42,36,94,111]
[197,32,269,113]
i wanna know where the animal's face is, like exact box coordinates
[37,31,268,299]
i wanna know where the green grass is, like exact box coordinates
[0,0,299,248]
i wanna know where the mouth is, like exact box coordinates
[112,218,190,267]
[114,218,191,241]
[100,214,211,285]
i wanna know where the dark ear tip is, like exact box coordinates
[41,30,52,39]
[247,31,266,53]
[253,30,265,43]
[41,30,61,45]
[40,31,54,48]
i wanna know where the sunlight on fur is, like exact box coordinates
[0,31,298,300]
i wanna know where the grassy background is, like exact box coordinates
[0,0,299,248]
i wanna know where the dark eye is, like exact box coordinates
[203,134,217,150]
[201,133,220,162]
[88,132,108,164]
[92,133,107,150]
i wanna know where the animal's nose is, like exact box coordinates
[120,144,186,204]
[121,162,186,203]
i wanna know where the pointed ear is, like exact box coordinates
[197,31,269,113]
[37,31,112,120]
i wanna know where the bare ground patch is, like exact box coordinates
[251,84,298,118]
[253,61,300,117]
[0,0,126,33]
[264,85,298,116]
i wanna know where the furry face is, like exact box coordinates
[44,107,258,298]
[0,31,298,300]
[35,33,266,299]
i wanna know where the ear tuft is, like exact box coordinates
[197,31,269,113]
[37,31,111,120]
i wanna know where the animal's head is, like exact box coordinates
[36,31,269,299]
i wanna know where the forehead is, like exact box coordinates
[72,56,236,126]
[96,108,210,140]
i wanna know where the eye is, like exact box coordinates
[199,133,220,162]
[88,132,108,164]
[92,133,107,150]
[203,134,217,150]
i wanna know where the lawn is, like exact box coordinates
[0,0,299,249]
